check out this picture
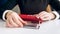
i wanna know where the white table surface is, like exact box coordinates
[0,19,60,34]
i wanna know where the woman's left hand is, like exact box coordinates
[35,11,55,21]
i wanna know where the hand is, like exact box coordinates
[6,11,27,28]
[35,11,55,21]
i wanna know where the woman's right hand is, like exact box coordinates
[6,11,27,28]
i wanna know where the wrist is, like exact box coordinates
[2,10,14,21]
[52,11,60,20]
[6,11,13,19]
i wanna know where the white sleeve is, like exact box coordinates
[2,10,13,21]
[52,11,60,20]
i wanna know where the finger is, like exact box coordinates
[18,16,28,25]
[41,15,50,20]
[39,12,49,18]
[16,13,28,25]
[6,20,13,28]
[6,12,20,28]
[7,16,19,27]
[11,12,24,27]
[39,11,46,15]
[39,11,48,16]
[39,13,49,20]
[11,15,23,27]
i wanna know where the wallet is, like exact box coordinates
[19,14,43,29]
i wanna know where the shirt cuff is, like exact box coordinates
[52,11,60,20]
[2,10,13,21]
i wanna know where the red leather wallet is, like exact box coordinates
[19,14,43,23]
